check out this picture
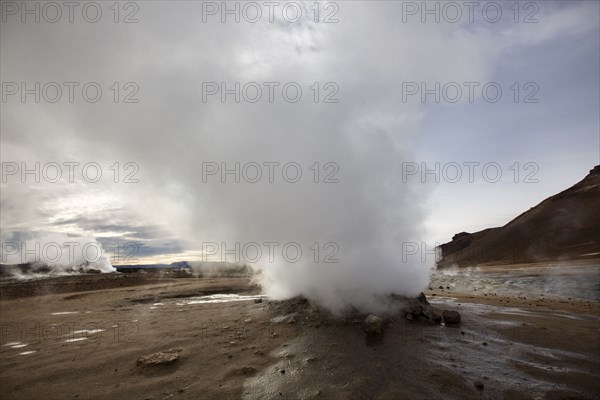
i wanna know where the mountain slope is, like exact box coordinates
[437,166,600,267]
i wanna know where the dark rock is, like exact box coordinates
[405,300,426,317]
[443,310,461,324]
[417,292,430,306]
[254,298,263,304]
[363,314,384,335]
[240,366,256,374]
[474,381,484,390]
[405,294,440,323]
[424,309,442,324]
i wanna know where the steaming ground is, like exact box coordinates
[1,262,599,400]
[1,235,116,276]
[432,261,600,301]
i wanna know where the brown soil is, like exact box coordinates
[1,274,598,400]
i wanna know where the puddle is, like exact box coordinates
[176,294,266,305]
[20,351,37,355]
[70,329,105,335]
[60,329,105,343]
[64,337,88,343]
[4,342,28,349]
[51,311,80,315]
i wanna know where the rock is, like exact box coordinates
[363,314,384,335]
[136,348,182,366]
[270,313,298,324]
[403,294,455,326]
[424,308,442,324]
[405,301,426,316]
[442,310,461,324]
[254,298,263,304]
[240,366,256,374]
[417,292,430,306]
[474,381,484,390]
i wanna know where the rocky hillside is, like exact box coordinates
[437,166,600,267]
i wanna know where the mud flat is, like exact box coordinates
[1,271,599,400]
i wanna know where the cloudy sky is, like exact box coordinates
[1,0,599,271]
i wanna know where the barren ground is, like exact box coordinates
[1,272,598,400]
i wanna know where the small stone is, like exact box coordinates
[474,381,484,390]
[240,366,256,374]
[442,310,461,324]
[270,313,298,324]
[363,314,384,335]
[136,348,182,367]
[280,369,286,374]
[254,298,263,304]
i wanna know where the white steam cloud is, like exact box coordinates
[4,2,594,311]
[0,2,479,311]
[1,234,116,276]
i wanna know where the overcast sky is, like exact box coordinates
[1,0,599,266]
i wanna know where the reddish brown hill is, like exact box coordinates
[437,166,600,267]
